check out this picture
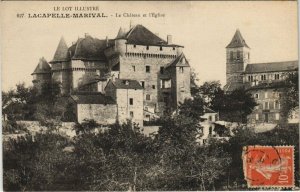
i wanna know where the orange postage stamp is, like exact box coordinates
[242,145,294,188]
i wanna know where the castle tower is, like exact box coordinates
[31,57,52,94]
[49,36,71,95]
[225,29,250,90]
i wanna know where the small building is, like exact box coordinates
[198,107,219,145]
[70,92,117,125]
[105,79,144,127]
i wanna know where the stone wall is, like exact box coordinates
[77,104,117,125]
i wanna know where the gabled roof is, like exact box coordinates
[72,35,108,61]
[244,61,298,74]
[32,57,51,75]
[204,106,216,114]
[226,29,250,48]
[165,53,190,68]
[107,79,143,90]
[50,37,70,63]
[123,24,167,46]
[223,82,244,93]
[70,92,115,104]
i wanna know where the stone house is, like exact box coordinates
[224,29,298,124]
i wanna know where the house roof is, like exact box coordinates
[204,106,216,113]
[223,82,244,93]
[70,92,115,104]
[50,37,70,63]
[109,79,143,90]
[165,53,190,68]
[122,24,168,46]
[226,29,250,48]
[32,57,51,75]
[244,61,298,74]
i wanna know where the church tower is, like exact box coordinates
[225,29,250,91]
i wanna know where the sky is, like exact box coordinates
[1,1,298,91]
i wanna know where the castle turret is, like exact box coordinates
[31,57,51,94]
[50,36,71,95]
[225,29,250,92]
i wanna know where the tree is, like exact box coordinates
[198,81,223,107]
[212,88,257,123]
[280,71,299,123]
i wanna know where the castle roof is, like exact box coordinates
[226,29,250,48]
[108,79,143,90]
[70,92,115,104]
[244,61,298,74]
[165,53,190,68]
[50,37,70,63]
[122,24,168,46]
[31,57,51,75]
[71,35,108,61]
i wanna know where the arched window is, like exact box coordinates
[237,50,240,59]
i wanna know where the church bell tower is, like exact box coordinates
[226,29,250,86]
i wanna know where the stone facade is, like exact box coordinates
[31,24,191,125]
[76,104,117,124]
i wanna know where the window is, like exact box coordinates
[146,46,149,50]
[264,92,268,99]
[209,126,212,135]
[152,85,155,89]
[146,94,150,100]
[209,116,212,121]
[130,111,134,118]
[132,65,135,72]
[255,93,259,99]
[160,67,164,74]
[129,98,133,105]
[255,114,259,120]
[274,100,279,109]
[275,113,280,120]
[133,45,136,48]
[146,66,150,73]
[173,47,175,50]
[237,50,240,59]
[180,67,184,73]
[160,46,163,51]
[230,51,233,60]
[264,102,269,109]
[140,81,145,88]
[275,74,280,80]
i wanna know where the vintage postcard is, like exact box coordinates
[1,1,299,191]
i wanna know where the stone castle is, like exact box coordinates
[31,24,191,126]
[224,29,298,124]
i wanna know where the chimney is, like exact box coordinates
[129,20,134,29]
[167,35,172,44]
[106,36,109,47]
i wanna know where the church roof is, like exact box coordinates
[50,37,70,63]
[165,53,190,68]
[226,29,250,48]
[70,92,115,104]
[108,79,143,90]
[32,57,51,75]
[244,60,298,74]
[123,24,168,46]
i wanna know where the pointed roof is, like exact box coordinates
[31,57,51,75]
[165,53,190,68]
[123,24,167,46]
[50,36,70,63]
[226,29,250,48]
[116,27,126,39]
